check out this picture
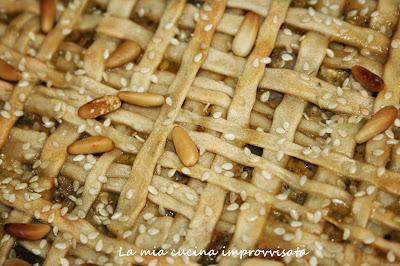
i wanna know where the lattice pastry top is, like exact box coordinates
[0,0,400,265]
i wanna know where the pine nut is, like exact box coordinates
[78,95,121,119]
[232,12,259,57]
[0,59,22,82]
[355,106,397,143]
[118,91,164,107]
[352,65,384,92]
[40,0,56,33]
[105,41,141,68]
[172,126,199,167]
[4,223,51,240]
[68,136,115,154]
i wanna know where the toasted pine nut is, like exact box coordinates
[232,12,259,57]
[4,223,51,240]
[355,106,397,143]
[0,59,22,82]
[118,91,165,107]
[40,0,56,33]
[68,136,115,154]
[352,65,384,92]
[105,41,141,68]
[78,95,121,119]
[4,258,31,266]
[172,126,199,167]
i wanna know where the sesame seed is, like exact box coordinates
[18,80,29,87]
[164,22,173,30]
[83,231,95,241]
[80,234,88,244]
[283,28,292,36]
[134,256,144,263]
[103,119,111,127]
[308,7,316,16]
[62,28,72,35]
[289,209,299,220]
[363,237,375,244]
[326,48,335,58]
[148,228,160,236]
[309,256,318,266]
[299,175,307,186]
[387,251,396,262]
[182,167,191,175]
[212,112,222,119]
[126,190,134,199]
[204,23,213,32]
[227,203,239,211]
[221,162,233,170]
[283,233,294,241]
[354,191,366,197]
[290,221,303,228]
[205,206,213,216]
[275,193,288,201]
[391,39,400,49]
[149,74,159,83]
[48,212,55,223]
[377,166,386,177]
[0,110,10,119]
[61,207,68,216]
[95,239,103,251]
[276,151,284,161]
[15,183,27,190]
[260,57,271,64]
[123,230,132,239]
[201,171,210,181]
[372,149,384,156]
[193,53,203,63]
[185,192,195,201]
[281,53,293,61]
[170,38,179,46]
[367,34,374,43]
[55,242,67,250]
[223,133,235,141]
[165,97,173,106]
[273,227,285,236]
[252,58,260,67]
[148,186,158,195]
[239,190,247,201]
[98,175,107,183]
[260,91,270,102]
[366,185,376,195]
[143,212,154,221]
[32,249,41,255]
[103,49,110,59]
[246,215,258,222]
[261,170,271,180]
[167,168,176,177]
[111,212,122,220]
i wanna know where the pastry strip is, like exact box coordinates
[107,0,227,237]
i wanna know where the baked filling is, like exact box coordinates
[0,0,399,265]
